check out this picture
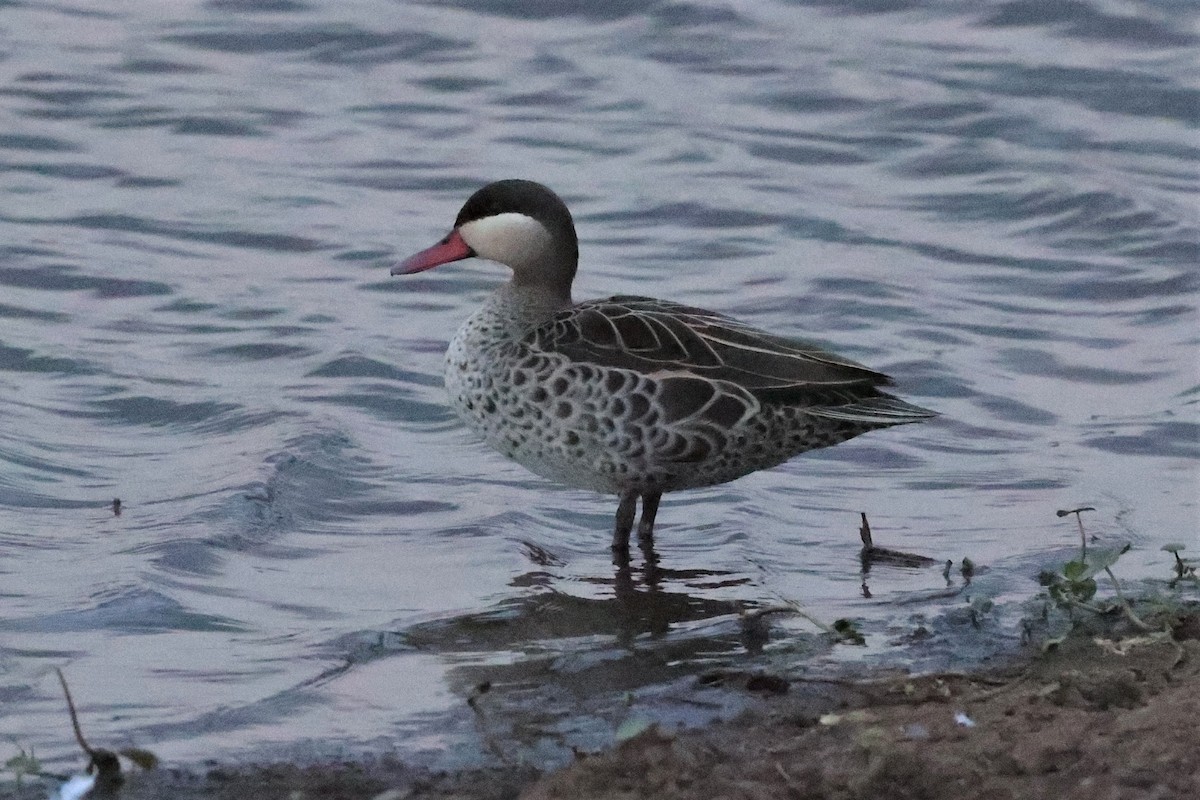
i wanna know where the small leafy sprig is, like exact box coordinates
[3,742,41,789]
[1162,543,1197,588]
[1039,508,1152,632]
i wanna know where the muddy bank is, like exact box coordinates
[10,607,1197,800]
[528,617,1200,800]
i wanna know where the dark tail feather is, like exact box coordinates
[805,395,936,426]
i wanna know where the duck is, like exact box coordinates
[393,179,934,556]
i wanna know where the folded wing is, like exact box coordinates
[525,295,894,401]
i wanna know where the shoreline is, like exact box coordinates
[12,603,1197,800]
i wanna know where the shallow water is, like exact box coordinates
[0,0,1196,775]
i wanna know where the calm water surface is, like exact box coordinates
[1,0,1196,773]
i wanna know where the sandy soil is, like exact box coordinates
[7,609,1197,800]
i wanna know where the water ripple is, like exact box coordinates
[4,213,326,253]
[944,62,1200,125]
[165,26,469,65]
[980,1,1198,48]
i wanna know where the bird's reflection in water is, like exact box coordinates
[325,541,833,766]
[568,537,753,648]
[400,539,753,665]
[612,535,662,627]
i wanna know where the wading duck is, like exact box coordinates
[393,180,933,555]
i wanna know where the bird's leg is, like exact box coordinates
[636,491,661,544]
[611,489,638,558]
[636,491,662,581]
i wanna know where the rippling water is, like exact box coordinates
[1,0,1196,774]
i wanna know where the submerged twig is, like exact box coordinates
[55,669,122,790]
[55,669,94,760]
[741,603,864,645]
[858,513,938,568]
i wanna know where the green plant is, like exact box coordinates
[1039,508,1153,632]
[3,741,41,789]
[832,618,866,645]
[1162,543,1198,588]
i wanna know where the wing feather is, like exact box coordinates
[524,295,894,400]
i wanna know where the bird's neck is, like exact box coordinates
[487,280,572,336]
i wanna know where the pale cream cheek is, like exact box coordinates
[460,213,553,271]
